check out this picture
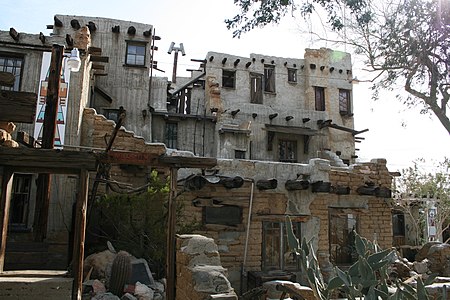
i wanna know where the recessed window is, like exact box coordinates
[287,68,297,83]
[222,70,236,88]
[329,211,359,265]
[250,73,263,104]
[9,174,32,230]
[279,140,297,163]
[314,86,325,111]
[0,54,23,91]
[339,89,351,116]
[263,221,301,271]
[204,205,242,226]
[125,42,146,66]
[235,150,246,159]
[165,122,178,149]
[103,108,122,123]
[392,212,405,236]
[264,65,275,93]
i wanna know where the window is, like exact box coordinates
[339,89,351,116]
[125,42,146,66]
[263,221,301,271]
[278,140,297,163]
[0,54,23,91]
[222,70,236,88]
[165,122,178,149]
[103,109,121,123]
[314,86,325,111]
[392,212,405,236]
[329,211,359,265]
[204,205,242,226]
[9,174,32,230]
[250,73,263,104]
[287,68,297,83]
[264,65,275,93]
[235,150,246,159]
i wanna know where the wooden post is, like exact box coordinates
[171,50,178,84]
[0,168,14,272]
[71,169,89,300]
[166,168,178,300]
[33,44,64,241]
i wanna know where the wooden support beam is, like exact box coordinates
[9,28,19,42]
[90,55,109,63]
[166,168,178,300]
[88,46,102,56]
[71,169,89,300]
[91,64,105,70]
[220,176,244,189]
[39,32,46,44]
[66,34,74,47]
[0,72,15,87]
[0,90,37,123]
[285,180,309,191]
[0,168,14,272]
[256,179,278,190]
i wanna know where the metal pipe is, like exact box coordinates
[241,179,255,294]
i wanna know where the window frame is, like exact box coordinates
[125,41,147,67]
[339,89,352,116]
[165,122,178,149]
[9,173,32,231]
[262,220,301,271]
[329,210,359,265]
[222,69,236,88]
[250,72,263,104]
[264,65,276,93]
[392,211,406,237]
[278,139,297,163]
[314,86,325,111]
[287,68,297,83]
[0,53,24,91]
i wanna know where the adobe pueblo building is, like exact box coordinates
[0,14,395,298]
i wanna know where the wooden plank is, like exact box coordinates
[158,156,217,168]
[90,55,109,63]
[0,90,37,123]
[71,169,89,300]
[0,72,14,87]
[166,168,177,300]
[0,148,97,171]
[0,169,14,272]
[88,46,102,55]
[91,64,105,70]
[264,124,317,136]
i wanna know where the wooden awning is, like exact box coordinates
[264,124,317,136]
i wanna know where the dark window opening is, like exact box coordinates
[165,122,178,149]
[393,212,405,236]
[9,174,32,230]
[250,73,263,104]
[175,88,191,114]
[125,42,146,66]
[235,150,246,159]
[103,108,122,123]
[264,65,275,93]
[262,221,301,271]
[204,205,242,226]
[287,68,297,83]
[314,86,325,111]
[278,140,297,163]
[0,54,23,91]
[329,211,359,265]
[339,89,351,116]
[222,70,236,88]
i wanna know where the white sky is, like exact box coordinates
[1,0,449,172]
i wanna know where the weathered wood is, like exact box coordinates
[158,156,217,168]
[220,176,244,189]
[71,169,89,300]
[90,55,109,63]
[103,150,163,166]
[166,168,177,300]
[0,169,13,272]
[356,185,377,196]
[88,46,102,55]
[70,19,81,30]
[311,181,331,193]
[256,179,278,190]
[0,72,15,87]
[91,64,105,70]
[65,34,74,47]
[87,21,97,32]
[16,131,37,148]
[9,28,19,42]
[0,147,97,172]
[332,185,351,195]
[39,32,46,44]
[285,179,309,191]
[0,90,37,123]
[54,16,63,27]
[183,175,208,191]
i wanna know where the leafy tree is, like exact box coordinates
[393,157,450,244]
[225,0,450,135]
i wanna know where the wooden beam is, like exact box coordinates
[0,168,14,272]
[91,64,105,70]
[39,32,46,44]
[71,169,89,300]
[166,168,177,300]
[88,47,102,56]
[9,28,19,42]
[90,56,109,63]
[158,156,217,169]
[0,72,15,87]
[0,148,97,171]
[0,90,37,123]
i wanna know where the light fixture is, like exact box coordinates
[66,48,81,72]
